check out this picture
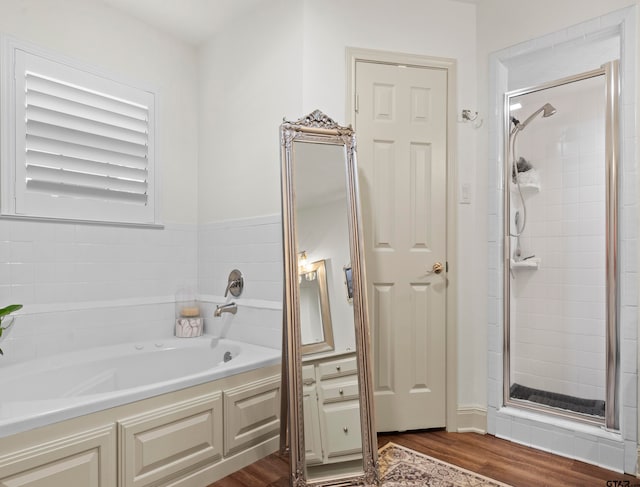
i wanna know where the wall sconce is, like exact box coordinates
[298,251,317,282]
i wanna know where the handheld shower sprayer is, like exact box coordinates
[509,102,557,238]
[512,103,556,133]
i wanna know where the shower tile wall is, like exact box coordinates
[488,6,637,473]
[511,77,606,401]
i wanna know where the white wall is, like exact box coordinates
[197,0,304,224]
[0,0,199,224]
[0,0,200,361]
[300,0,481,411]
[195,2,483,399]
[197,0,481,412]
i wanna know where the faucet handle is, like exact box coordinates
[224,269,244,297]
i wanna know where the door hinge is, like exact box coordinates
[355,93,359,114]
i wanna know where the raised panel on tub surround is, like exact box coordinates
[0,425,116,487]
[118,392,223,487]
[223,375,281,457]
[0,366,281,487]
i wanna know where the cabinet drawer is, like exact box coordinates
[320,377,359,403]
[317,356,357,380]
[118,393,222,487]
[322,402,362,459]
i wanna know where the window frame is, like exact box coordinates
[1,36,161,226]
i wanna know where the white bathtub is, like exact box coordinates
[0,335,280,438]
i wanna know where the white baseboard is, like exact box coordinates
[457,406,487,434]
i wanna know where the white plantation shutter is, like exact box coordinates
[5,44,157,224]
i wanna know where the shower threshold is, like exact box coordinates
[509,383,605,418]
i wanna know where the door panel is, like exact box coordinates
[355,61,447,432]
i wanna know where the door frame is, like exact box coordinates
[346,47,458,432]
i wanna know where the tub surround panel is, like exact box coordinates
[223,376,281,457]
[0,424,116,487]
[0,366,280,487]
[118,393,223,487]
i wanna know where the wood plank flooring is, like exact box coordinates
[208,430,639,487]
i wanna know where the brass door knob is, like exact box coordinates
[432,262,444,274]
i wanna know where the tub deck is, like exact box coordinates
[0,335,280,437]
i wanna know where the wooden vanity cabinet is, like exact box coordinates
[303,352,362,465]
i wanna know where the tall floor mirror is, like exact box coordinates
[279,110,379,486]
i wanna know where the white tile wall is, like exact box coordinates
[198,215,282,302]
[198,215,283,350]
[510,76,607,401]
[0,220,198,362]
[0,214,285,362]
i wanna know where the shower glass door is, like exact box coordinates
[503,62,619,428]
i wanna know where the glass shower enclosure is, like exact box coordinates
[503,61,620,429]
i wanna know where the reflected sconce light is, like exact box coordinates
[298,251,317,282]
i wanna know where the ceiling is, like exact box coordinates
[100,0,266,46]
[100,0,477,46]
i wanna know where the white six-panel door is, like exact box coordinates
[355,61,448,432]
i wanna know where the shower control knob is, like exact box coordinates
[431,262,444,274]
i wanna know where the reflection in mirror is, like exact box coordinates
[280,110,378,486]
[294,140,356,359]
[299,259,335,355]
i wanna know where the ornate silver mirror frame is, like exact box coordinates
[280,110,378,486]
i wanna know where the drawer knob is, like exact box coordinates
[343,427,348,433]
[336,365,341,371]
[339,388,344,395]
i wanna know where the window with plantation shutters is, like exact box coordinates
[2,39,157,224]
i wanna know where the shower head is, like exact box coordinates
[516,103,557,131]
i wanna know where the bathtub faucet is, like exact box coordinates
[214,302,237,317]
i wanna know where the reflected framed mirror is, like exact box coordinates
[300,258,334,355]
[280,110,379,486]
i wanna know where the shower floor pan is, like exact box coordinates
[510,383,605,417]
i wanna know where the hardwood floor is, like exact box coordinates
[208,430,639,487]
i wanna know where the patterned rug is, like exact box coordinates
[379,442,512,486]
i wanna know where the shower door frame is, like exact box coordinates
[502,60,620,429]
